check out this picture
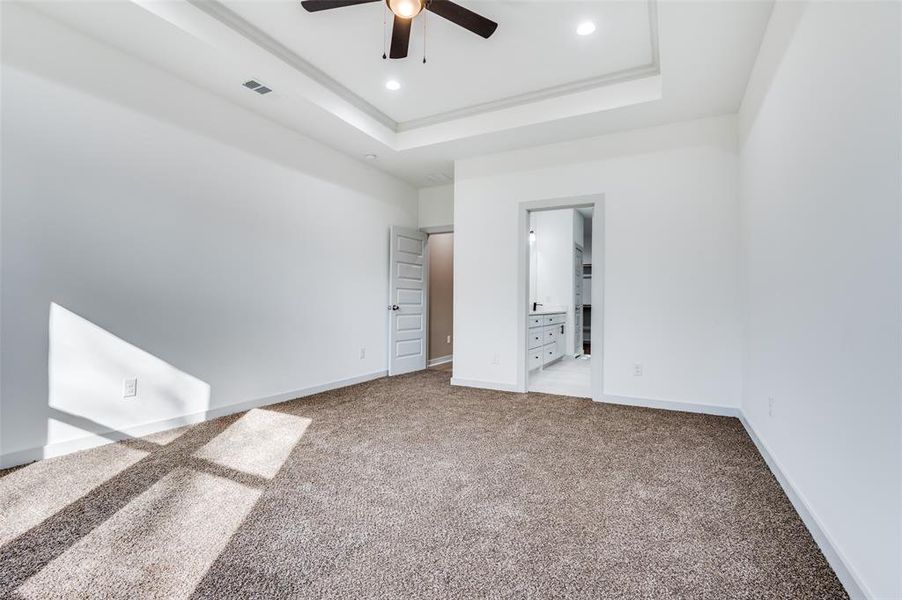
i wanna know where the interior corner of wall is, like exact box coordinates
[737,1,807,143]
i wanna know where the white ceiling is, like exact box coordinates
[22,0,773,187]
[221,0,655,124]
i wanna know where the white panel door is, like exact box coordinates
[388,226,428,376]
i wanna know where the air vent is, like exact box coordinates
[425,172,453,184]
[243,80,272,95]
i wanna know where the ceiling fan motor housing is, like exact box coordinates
[300,0,497,60]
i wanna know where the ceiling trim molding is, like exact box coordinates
[190,0,660,134]
[187,0,398,130]
[400,0,661,131]
[398,63,659,131]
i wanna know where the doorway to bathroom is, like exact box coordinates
[518,195,603,399]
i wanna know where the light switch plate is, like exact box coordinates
[123,378,137,398]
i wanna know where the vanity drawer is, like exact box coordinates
[528,348,543,370]
[545,313,565,326]
[528,330,544,349]
[545,322,564,340]
[528,315,543,328]
[542,341,560,365]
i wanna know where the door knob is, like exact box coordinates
[389,304,400,311]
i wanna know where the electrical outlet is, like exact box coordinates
[123,378,137,398]
[359,347,366,359]
[633,363,643,377]
[446,335,451,344]
[492,353,500,365]
[768,397,775,418]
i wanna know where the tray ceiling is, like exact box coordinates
[215,0,658,126]
[15,0,774,185]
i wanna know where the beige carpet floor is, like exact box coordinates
[0,369,846,599]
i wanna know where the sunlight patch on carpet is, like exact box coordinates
[192,408,310,479]
[0,443,148,546]
[16,468,262,600]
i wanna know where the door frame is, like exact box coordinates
[516,194,605,399]
[386,225,454,376]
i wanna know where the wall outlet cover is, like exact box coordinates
[123,378,137,398]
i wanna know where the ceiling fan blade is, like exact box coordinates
[426,0,497,39]
[300,0,380,12]
[389,15,412,59]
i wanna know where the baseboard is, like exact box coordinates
[451,378,740,416]
[0,413,214,469]
[597,393,741,418]
[428,355,453,367]
[0,370,387,469]
[738,415,869,600]
[201,370,387,421]
[450,377,519,393]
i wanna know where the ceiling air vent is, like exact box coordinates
[243,80,272,95]
[425,173,453,184]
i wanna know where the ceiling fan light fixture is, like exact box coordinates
[387,0,423,19]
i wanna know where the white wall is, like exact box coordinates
[738,2,901,598]
[0,4,417,466]
[418,184,453,230]
[454,116,742,408]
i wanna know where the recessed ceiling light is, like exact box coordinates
[364,153,378,160]
[385,79,401,91]
[576,21,596,36]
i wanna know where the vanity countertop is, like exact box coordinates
[529,310,566,316]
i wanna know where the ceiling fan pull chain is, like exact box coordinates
[382,4,387,59]
[422,8,427,63]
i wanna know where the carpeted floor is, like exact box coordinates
[0,370,846,599]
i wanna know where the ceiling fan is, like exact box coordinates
[300,0,498,59]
